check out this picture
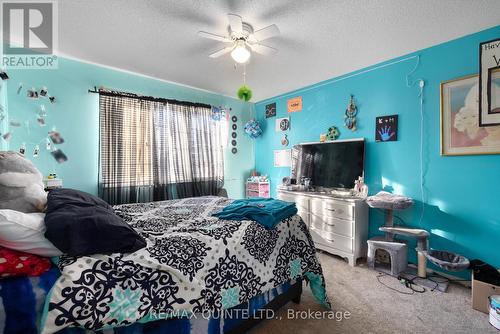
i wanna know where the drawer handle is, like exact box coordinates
[326,208,336,211]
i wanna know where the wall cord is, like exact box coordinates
[406,55,425,227]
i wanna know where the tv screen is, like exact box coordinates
[291,139,365,189]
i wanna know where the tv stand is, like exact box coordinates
[277,188,369,266]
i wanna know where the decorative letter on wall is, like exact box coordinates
[479,38,500,126]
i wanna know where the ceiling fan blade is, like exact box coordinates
[209,46,234,58]
[253,24,280,41]
[227,13,243,33]
[249,43,277,56]
[198,31,232,43]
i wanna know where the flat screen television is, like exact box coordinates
[291,139,365,190]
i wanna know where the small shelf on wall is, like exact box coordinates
[246,181,270,199]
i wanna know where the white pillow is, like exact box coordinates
[0,209,62,256]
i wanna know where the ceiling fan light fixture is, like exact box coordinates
[231,40,251,63]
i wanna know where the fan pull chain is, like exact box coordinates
[243,64,246,85]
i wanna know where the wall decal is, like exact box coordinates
[275,117,290,132]
[287,96,302,113]
[375,115,398,142]
[441,74,500,155]
[265,102,276,118]
[479,38,500,126]
[273,149,291,167]
[326,126,340,141]
[231,115,238,152]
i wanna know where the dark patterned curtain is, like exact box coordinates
[99,92,225,205]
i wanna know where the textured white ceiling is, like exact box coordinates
[57,0,500,101]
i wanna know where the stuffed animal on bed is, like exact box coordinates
[0,151,47,213]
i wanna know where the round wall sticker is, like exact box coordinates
[232,124,237,130]
[231,132,237,138]
[231,116,238,122]
[280,118,290,131]
[231,147,237,154]
[231,140,237,146]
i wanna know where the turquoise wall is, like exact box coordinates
[4,57,255,198]
[254,26,500,268]
[0,80,7,151]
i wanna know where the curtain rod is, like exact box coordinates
[87,86,212,109]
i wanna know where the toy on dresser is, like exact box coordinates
[353,175,368,198]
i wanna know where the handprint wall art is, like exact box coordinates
[375,115,398,142]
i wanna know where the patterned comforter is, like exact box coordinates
[41,197,329,333]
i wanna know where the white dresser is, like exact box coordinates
[277,189,369,266]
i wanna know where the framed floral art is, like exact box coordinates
[441,74,500,156]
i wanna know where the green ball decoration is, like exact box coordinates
[237,85,253,102]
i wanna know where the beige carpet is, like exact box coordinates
[249,252,496,334]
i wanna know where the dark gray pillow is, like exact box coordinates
[44,188,146,256]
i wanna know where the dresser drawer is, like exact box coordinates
[310,214,353,237]
[310,227,353,253]
[310,199,353,221]
[297,207,308,216]
[278,193,309,211]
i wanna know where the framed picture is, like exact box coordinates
[265,102,276,118]
[440,74,500,156]
[375,115,398,142]
[479,38,500,126]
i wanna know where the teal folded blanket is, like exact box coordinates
[212,198,298,229]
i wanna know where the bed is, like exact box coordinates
[1,196,329,334]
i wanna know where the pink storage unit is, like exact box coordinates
[246,181,270,198]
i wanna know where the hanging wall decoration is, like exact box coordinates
[441,74,500,155]
[211,106,227,121]
[2,79,66,163]
[281,134,289,146]
[344,94,358,131]
[287,96,302,113]
[237,85,252,102]
[479,38,500,126]
[275,117,290,132]
[265,102,276,118]
[0,70,9,80]
[237,65,252,102]
[244,119,262,139]
[375,115,398,142]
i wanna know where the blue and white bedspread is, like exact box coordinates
[42,196,329,333]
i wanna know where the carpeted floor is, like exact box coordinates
[250,252,496,334]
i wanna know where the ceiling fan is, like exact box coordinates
[198,14,280,64]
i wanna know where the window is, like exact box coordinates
[99,91,226,204]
